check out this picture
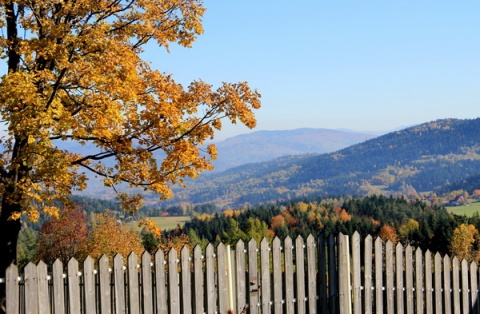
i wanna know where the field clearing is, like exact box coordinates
[126,216,190,232]
[446,201,480,217]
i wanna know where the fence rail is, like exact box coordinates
[4,232,480,313]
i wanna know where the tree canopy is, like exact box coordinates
[0,0,260,307]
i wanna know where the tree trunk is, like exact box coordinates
[0,195,22,314]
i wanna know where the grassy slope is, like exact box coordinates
[446,201,480,217]
[126,216,191,232]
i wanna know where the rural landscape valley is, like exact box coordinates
[1,0,479,313]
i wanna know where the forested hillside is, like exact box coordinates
[163,118,480,208]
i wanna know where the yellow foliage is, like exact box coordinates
[139,218,162,238]
[0,0,260,225]
[450,224,478,262]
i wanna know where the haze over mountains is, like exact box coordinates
[210,128,376,172]
[158,118,480,208]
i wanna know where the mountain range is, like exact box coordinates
[157,118,480,208]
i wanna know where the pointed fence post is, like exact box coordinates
[385,241,394,314]
[338,233,351,314]
[206,244,216,314]
[260,238,272,314]
[180,247,192,314]
[155,249,168,314]
[395,243,404,314]
[114,254,126,314]
[452,257,460,314]
[248,239,259,314]
[425,250,432,313]
[415,248,423,314]
[217,243,228,314]
[193,245,204,314]
[284,236,294,314]
[295,235,306,314]
[142,251,153,314]
[83,256,96,314]
[364,235,373,314]
[443,255,452,314]
[24,263,38,313]
[236,240,247,314]
[68,258,81,314]
[168,249,180,313]
[307,235,317,314]
[352,232,362,314]
[6,263,19,314]
[128,252,140,314]
[435,253,443,314]
[37,260,50,314]
[99,255,111,314]
[272,237,283,314]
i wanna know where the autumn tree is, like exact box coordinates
[37,206,89,265]
[85,212,144,260]
[0,0,260,304]
[379,224,399,245]
[449,223,478,262]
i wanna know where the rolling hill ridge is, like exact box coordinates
[161,118,480,208]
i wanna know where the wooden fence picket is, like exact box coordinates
[6,232,480,314]
[260,238,271,314]
[306,234,317,314]
[415,248,423,314]
[248,239,259,314]
[272,237,283,314]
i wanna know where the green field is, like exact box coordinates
[446,201,480,217]
[126,216,190,232]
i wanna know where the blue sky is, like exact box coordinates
[149,1,480,140]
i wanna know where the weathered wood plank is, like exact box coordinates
[261,238,272,314]
[193,245,204,314]
[99,255,111,314]
[217,243,228,314]
[168,249,180,313]
[128,252,140,314]
[180,247,192,314]
[236,240,247,314]
[425,250,433,314]
[6,263,19,314]
[114,254,126,314]
[352,232,362,314]
[452,257,460,314]
[248,239,259,314]
[462,259,469,314]
[295,236,306,314]
[206,244,216,314]
[142,251,154,314]
[396,243,405,314]
[385,241,394,314]
[155,249,167,314]
[364,235,373,314]
[68,258,81,314]
[435,253,443,314]
[37,261,50,314]
[339,233,351,314]
[415,248,423,314]
[405,245,414,314]
[284,236,294,314]
[272,237,283,314]
[375,237,384,314]
[83,256,96,314]
[306,235,317,314]
[24,263,38,314]
[470,262,478,314]
[443,254,452,314]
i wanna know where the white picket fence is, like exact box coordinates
[4,232,480,313]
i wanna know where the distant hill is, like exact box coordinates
[211,128,376,171]
[159,118,480,208]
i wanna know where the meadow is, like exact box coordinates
[446,200,480,217]
[127,216,191,231]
